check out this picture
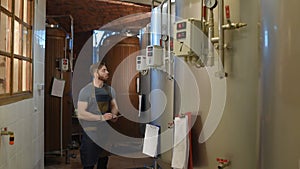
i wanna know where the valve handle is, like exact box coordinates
[9,133,14,145]
[225,5,230,19]
[216,158,229,163]
[202,6,207,18]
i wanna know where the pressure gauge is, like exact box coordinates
[161,35,168,42]
[205,0,217,9]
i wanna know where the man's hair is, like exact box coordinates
[89,62,106,76]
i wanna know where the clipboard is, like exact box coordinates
[51,77,65,97]
[142,124,160,157]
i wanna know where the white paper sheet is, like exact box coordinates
[171,116,189,169]
[51,77,65,97]
[142,124,160,157]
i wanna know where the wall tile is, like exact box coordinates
[0,0,46,168]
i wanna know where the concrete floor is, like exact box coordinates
[45,150,154,169]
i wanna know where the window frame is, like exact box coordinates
[0,0,34,105]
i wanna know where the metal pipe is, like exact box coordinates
[158,0,173,78]
[160,0,168,29]
[70,15,74,72]
[64,37,68,59]
[151,0,154,10]
[167,0,173,79]
[45,23,59,28]
[160,1,165,37]
[1,130,13,135]
[151,0,161,10]
[218,0,225,73]
[158,0,167,43]
[201,0,206,31]
[200,0,204,23]
[207,8,214,66]
[211,37,220,43]
[160,0,166,72]
[46,15,72,18]
[60,72,64,156]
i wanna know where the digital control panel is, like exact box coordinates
[146,45,163,67]
[59,58,69,71]
[173,19,203,56]
[136,55,147,71]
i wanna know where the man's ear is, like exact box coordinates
[93,71,98,78]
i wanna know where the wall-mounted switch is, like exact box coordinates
[37,83,44,90]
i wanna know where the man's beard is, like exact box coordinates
[97,73,108,81]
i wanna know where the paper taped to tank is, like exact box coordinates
[142,124,160,157]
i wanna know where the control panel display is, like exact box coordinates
[146,45,163,67]
[177,22,187,30]
[136,55,147,71]
[176,31,186,39]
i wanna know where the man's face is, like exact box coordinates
[96,65,109,81]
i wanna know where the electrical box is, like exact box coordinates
[59,58,69,71]
[136,55,147,71]
[173,18,203,56]
[146,45,163,67]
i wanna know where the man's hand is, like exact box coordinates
[110,114,119,122]
[102,113,114,121]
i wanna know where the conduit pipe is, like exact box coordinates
[218,0,225,77]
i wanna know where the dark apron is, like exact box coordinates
[80,84,112,167]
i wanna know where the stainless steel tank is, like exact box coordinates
[175,0,260,169]
[259,0,300,168]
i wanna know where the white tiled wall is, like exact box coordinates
[0,0,46,168]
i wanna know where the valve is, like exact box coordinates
[216,158,230,169]
[222,5,247,30]
[1,127,14,145]
[9,133,14,145]
[225,5,230,22]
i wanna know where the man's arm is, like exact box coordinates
[109,99,119,122]
[77,101,113,121]
[110,98,119,116]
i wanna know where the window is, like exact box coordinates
[0,0,34,105]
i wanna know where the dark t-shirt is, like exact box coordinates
[78,83,116,115]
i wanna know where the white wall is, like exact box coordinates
[0,0,46,168]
